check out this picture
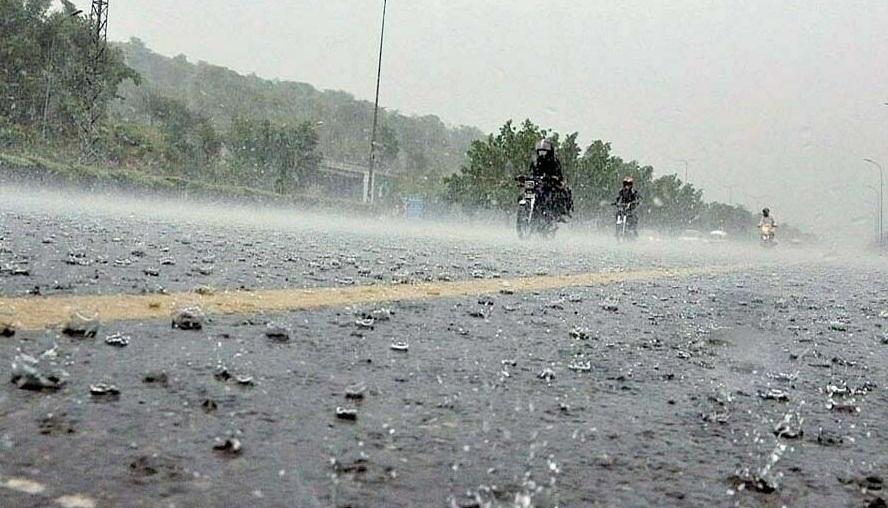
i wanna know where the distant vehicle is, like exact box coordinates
[404,197,424,219]
[759,223,777,247]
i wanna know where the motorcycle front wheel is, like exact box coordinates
[615,219,626,240]
[516,205,533,239]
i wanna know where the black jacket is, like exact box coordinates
[530,156,563,181]
[615,188,639,207]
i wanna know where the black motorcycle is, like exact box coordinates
[516,176,558,239]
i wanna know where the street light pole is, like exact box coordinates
[864,184,880,241]
[367,0,388,205]
[677,159,689,183]
[863,158,884,245]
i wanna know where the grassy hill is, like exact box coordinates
[113,38,482,177]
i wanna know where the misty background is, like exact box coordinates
[62,0,888,240]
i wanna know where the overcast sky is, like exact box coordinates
[67,0,888,237]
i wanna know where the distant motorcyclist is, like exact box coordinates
[759,207,777,242]
[614,176,640,235]
[529,139,572,219]
[615,176,640,209]
[758,208,776,228]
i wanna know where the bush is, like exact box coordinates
[0,120,34,149]
[101,122,164,166]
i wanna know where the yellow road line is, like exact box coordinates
[0,265,743,331]
[0,475,97,508]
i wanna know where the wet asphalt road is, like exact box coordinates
[1,188,888,507]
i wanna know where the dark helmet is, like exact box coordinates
[762,208,770,216]
[623,176,635,187]
[535,139,555,159]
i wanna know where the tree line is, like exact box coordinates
[1,0,136,147]
[112,37,480,191]
[444,120,808,239]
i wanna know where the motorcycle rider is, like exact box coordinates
[529,139,572,220]
[759,208,777,240]
[614,176,640,235]
[759,208,776,228]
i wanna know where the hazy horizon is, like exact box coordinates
[63,0,888,239]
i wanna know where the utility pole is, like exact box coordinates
[79,0,109,161]
[863,158,884,245]
[367,0,387,204]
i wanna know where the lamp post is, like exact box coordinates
[864,184,880,240]
[675,159,689,183]
[862,158,884,245]
[367,0,388,205]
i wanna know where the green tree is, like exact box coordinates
[0,0,53,126]
[641,174,705,233]
[377,124,399,165]
[444,119,728,234]
[444,119,549,212]
[226,117,321,193]
[112,41,481,174]
[0,0,138,144]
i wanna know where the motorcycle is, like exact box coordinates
[516,176,557,239]
[614,202,637,241]
[759,222,777,246]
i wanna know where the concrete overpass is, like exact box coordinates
[313,159,400,203]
